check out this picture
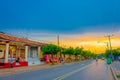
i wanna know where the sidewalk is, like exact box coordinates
[111,61,120,80]
[0,64,60,77]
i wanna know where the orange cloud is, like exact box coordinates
[56,32,120,54]
[28,31,120,54]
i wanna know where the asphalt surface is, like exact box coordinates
[0,60,114,80]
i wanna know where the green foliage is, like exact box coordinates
[82,50,95,58]
[105,49,120,58]
[62,47,74,55]
[117,75,120,78]
[62,47,94,59]
[67,47,75,55]
[105,49,110,57]
[62,48,68,55]
[74,47,83,56]
[42,44,61,54]
[112,49,120,56]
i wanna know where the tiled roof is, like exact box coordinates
[0,33,47,46]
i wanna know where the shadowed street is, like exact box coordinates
[0,60,114,80]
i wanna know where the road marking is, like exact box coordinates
[54,64,91,80]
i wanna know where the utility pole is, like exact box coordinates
[106,42,109,50]
[57,35,62,59]
[105,35,113,58]
[57,35,59,46]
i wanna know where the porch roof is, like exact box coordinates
[0,33,48,46]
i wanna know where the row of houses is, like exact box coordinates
[0,32,47,68]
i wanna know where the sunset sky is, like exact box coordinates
[0,0,120,53]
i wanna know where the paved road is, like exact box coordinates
[0,60,114,80]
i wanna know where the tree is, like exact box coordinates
[105,49,120,57]
[105,49,110,58]
[42,44,61,54]
[42,44,61,64]
[62,48,67,58]
[67,47,74,57]
[81,50,94,59]
[112,49,120,56]
[62,47,74,62]
[74,47,83,60]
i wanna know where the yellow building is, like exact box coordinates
[0,32,47,68]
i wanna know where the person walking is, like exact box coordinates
[95,58,98,62]
[61,57,65,64]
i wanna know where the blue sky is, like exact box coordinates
[0,0,120,34]
[0,0,120,53]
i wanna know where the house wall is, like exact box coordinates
[0,45,5,59]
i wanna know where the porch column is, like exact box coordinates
[38,46,41,58]
[18,48,21,57]
[5,41,9,63]
[28,46,31,58]
[25,45,29,61]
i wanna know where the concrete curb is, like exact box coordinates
[110,65,118,80]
